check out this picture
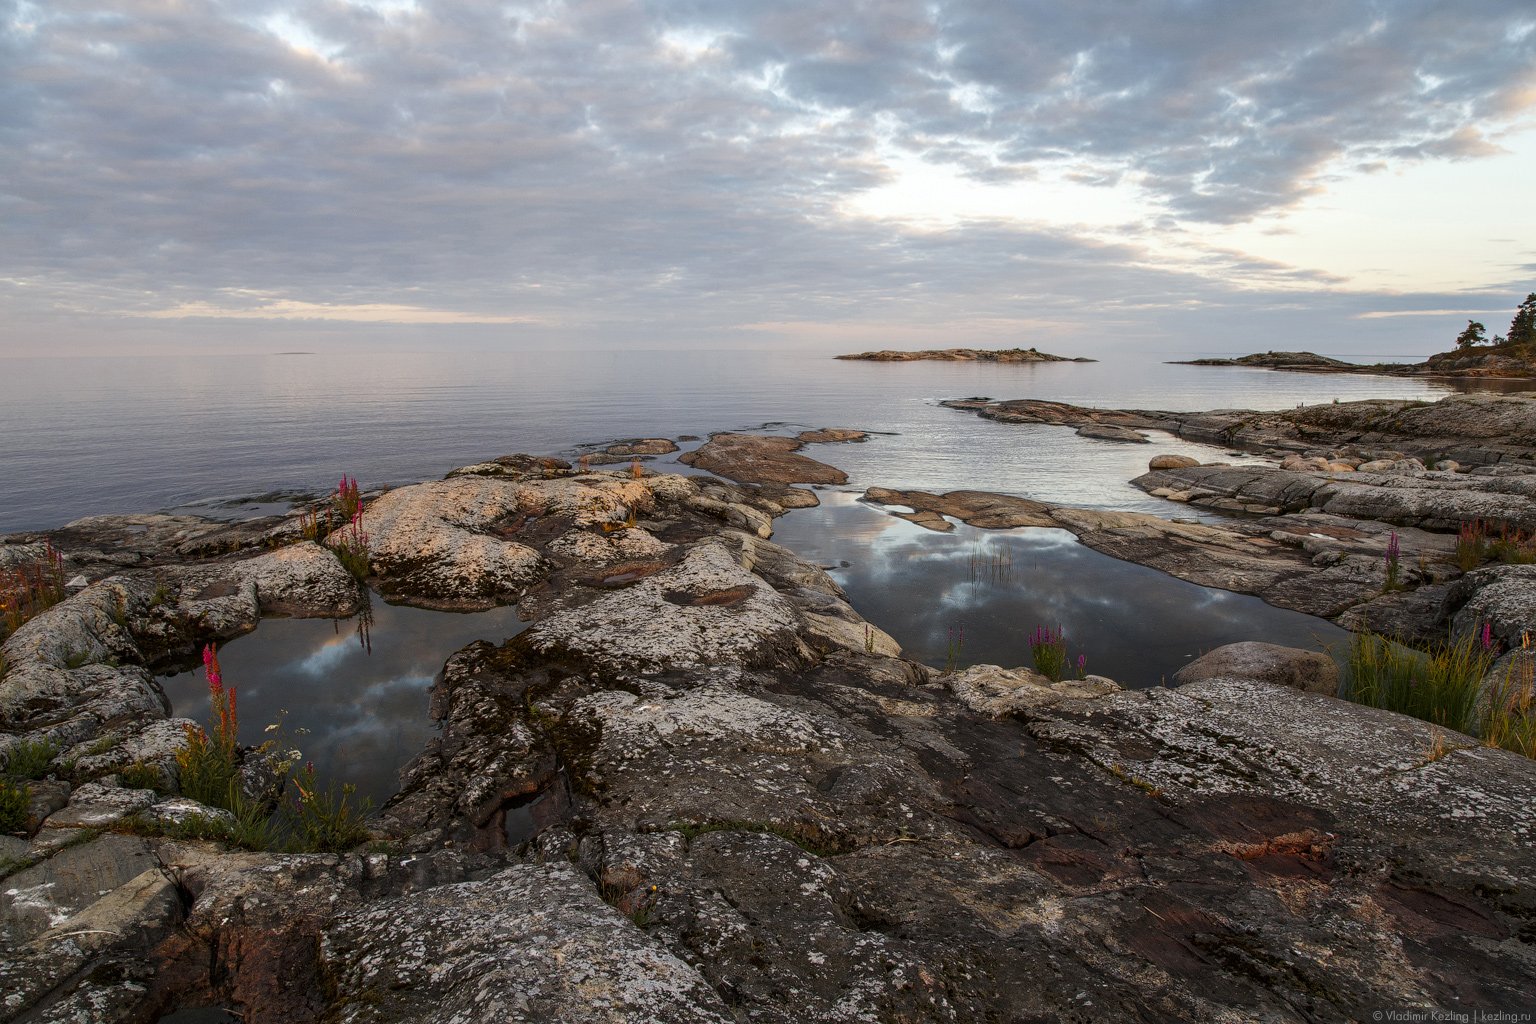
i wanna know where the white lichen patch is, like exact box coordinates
[572,686,851,767]
[1053,678,1536,847]
[238,541,362,615]
[322,863,734,1024]
[521,543,806,673]
[546,527,668,563]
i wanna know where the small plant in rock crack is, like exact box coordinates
[1382,531,1404,593]
[3,737,58,781]
[0,541,67,639]
[175,645,241,809]
[943,623,964,674]
[332,510,371,581]
[0,779,29,834]
[1029,625,1069,682]
[864,624,876,655]
[334,475,363,520]
[289,761,372,852]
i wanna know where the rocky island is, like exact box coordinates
[1173,346,1536,380]
[1,404,1534,1023]
[835,347,1095,363]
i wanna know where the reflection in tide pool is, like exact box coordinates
[158,594,526,807]
[772,493,1349,688]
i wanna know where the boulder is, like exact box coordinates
[1172,641,1339,696]
[1148,454,1200,470]
[947,664,1120,716]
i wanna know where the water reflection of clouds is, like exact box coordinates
[296,634,354,677]
[773,501,1348,687]
[159,596,525,806]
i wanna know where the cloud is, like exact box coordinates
[133,298,545,324]
[0,0,1532,355]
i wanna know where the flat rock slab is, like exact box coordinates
[946,393,1536,468]
[795,428,867,444]
[679,434,849,486]
[1135,463,1536,531]
[1,833,158,944]
[322,862,734,1024]
[1077,423,1149,442]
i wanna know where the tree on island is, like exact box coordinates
[1455,320,1486,349]
[1509,292,1536,348]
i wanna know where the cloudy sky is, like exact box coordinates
[2,0,1533,358]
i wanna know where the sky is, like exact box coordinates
[2,0,1534,359]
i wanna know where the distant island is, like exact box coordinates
[1172,347,1536,380]
[836,347,1095,363]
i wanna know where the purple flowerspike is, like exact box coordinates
[1482,621,1494,650]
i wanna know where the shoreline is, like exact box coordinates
[2,399,1534,1021]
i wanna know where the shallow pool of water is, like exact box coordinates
[158,593,526,808]
[771,493,1350,687]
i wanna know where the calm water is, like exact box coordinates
[158,594,525,808]
[0,348,1490,533]
[772,493,1350,686]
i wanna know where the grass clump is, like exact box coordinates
[1028,624,1088,682]
[0,779,30,834]
[1345,630,1495,733]
[1456,519,1536,571]
[4,738,58,781]
[0,542,67,640]
[1482,633,1536,759]
[119,760,164,792]
[288,762,372,852]
[331,511,371,581]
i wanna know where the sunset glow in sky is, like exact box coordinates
[2,0,1533,356]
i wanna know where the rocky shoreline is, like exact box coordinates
[2,408,1534,1022]
[1172,347,1536,380]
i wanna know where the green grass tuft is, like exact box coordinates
[1345,630,1495,734]
[3,737,58,781]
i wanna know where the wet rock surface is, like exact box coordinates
[679,432,850,486]
[945,393,1536,468]
[1,445,1533,1023]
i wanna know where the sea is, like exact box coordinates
[0,347,1510,533]
[7,347,1527,804]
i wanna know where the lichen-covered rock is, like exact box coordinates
[517,542,810,674]
[358,475,659,606]
[1172,641,1340,696]
[948,664,1121,716]
[322,862,735,1024]
[40,781,157,831]
[1447,563,1536,649]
